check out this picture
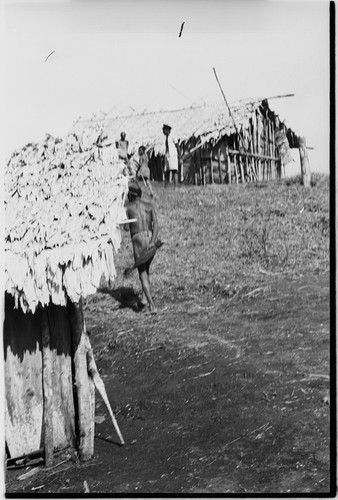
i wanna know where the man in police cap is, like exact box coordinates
[124,183,160,314]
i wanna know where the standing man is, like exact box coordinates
[134,145,154,197]
[162,124,179,187]
[116,132,133,175]
[124,184,159,314]
[116,131,129,162]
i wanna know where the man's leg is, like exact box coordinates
[146,179,154,197]
[173,171,178,188]
[138,265,156,313]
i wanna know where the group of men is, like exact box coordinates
[116,123,179,189]
[121,123,179,314]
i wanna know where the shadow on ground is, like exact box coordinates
[98,286,145,312]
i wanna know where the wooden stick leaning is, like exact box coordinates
[140,173,154,197]
[124,240,164,277]
[84,333,125,446]
[213,67,256,176]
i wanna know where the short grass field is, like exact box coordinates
[6,174,332,494]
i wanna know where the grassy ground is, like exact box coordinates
[114,174,329,306]
[6,174,332,495]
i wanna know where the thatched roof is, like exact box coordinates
[5,133,129,313]
[71,98,298,155]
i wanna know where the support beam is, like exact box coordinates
[41,309,54,467]
[210,149,214,184]
[234,154,239,184]
[69,300,94,462]
[239,155,245,183]
[299,136,311,187]
[257,113,262,181]
[226,146,231,184]
[218,148,222,184]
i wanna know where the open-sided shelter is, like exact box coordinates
[4,134,129,463]
[71,98,299,185]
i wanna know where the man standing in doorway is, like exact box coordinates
[162,124,179,188]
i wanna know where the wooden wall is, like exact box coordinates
[4,294,76,458]
[148,106,289,185]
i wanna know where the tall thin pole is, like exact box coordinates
[213,67,253,174]
[213,68,243,144]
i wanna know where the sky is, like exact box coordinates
[3,0,331,174]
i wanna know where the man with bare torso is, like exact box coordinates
[124,184,159,314]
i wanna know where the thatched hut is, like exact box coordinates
[71,98,299,185]
[4,133,129,464]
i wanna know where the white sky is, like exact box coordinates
[3,0,330,173]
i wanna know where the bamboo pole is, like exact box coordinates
[85,335,125,446]
[213,67,255,175]
[41,308,54,467]
[218,147,223,184]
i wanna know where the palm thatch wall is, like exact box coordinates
[4,133,129,462]
[71,98,299,184]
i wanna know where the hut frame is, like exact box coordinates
[72,98,299,186]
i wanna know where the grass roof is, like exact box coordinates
[71,98,298,155]
[5,133,129,313]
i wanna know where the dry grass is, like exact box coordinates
[109,174,329,305]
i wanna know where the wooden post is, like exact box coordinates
[266,121,270,179]
[299,137,311,187]
[245,155,250,181]
[239,155,245,183]
[194,153,197,185]
[200,147,205,185]
[271,124,276,177]
[210,148,214,184]
[218,147,222,184]
[226,145,231,184]
[234,154,239,183]
[250,123,257,180]
[257,113,262,181]
[263,122,267,180]
[69,300,94,462]
[41,309,54,467]
[192,139,197,185]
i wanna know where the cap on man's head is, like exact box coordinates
[162,124,171,130]
[128,183,142,198]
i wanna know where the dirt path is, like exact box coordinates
[6,271,331,494]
